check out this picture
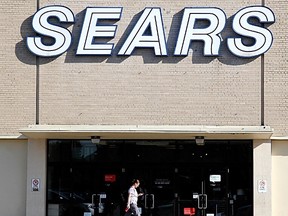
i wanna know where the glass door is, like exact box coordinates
[47,140,253,216]
[175,166,229,216]
[123,165,176,216]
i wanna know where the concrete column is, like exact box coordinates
[253,140,272,216]
[271,140,288,215]
[26,138,46,216]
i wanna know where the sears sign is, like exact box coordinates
[26,6,275,58]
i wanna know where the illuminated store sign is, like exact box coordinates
[26,6,275,58]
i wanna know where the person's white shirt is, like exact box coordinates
[128,186,138,204]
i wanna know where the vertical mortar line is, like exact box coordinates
[261,55,264,126]
[36,58,39,125]
[36,0,40,125]
[260,0,265,126]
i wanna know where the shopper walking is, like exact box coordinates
[124,179,144,216]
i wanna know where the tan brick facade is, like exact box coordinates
[1,0,287,136]
[38,0,263,127]
[0,0,36,135]
[1,1,288,216]
[265,1,288,136]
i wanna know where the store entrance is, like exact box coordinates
[175,166,229,216]
[47,140,253,216]
[125,165,229,216]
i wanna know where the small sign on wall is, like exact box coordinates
[183,207,195,215]
[209,175,221,183]
[32,178,40,192]
[258,180,267,193]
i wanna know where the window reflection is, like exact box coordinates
[72,140,98,161]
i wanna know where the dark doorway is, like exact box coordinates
[47,140,253,216]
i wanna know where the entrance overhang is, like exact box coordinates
[19,125,273,140]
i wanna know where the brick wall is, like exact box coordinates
[38,0,262,126]
[1,0,287,136]
[0,0,36,135]
[265,0,288,136]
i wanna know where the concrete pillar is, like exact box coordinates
[26,138,46,216]
[253,140,272,216]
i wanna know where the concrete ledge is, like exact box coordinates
[271,136,288,140]
[0,135,27,140]
[19,125,273,140]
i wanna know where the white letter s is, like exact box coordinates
[27,6,74,57]
[227,6,275,57]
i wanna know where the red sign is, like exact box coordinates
[183,207,196,216]
[104,174,116,183]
